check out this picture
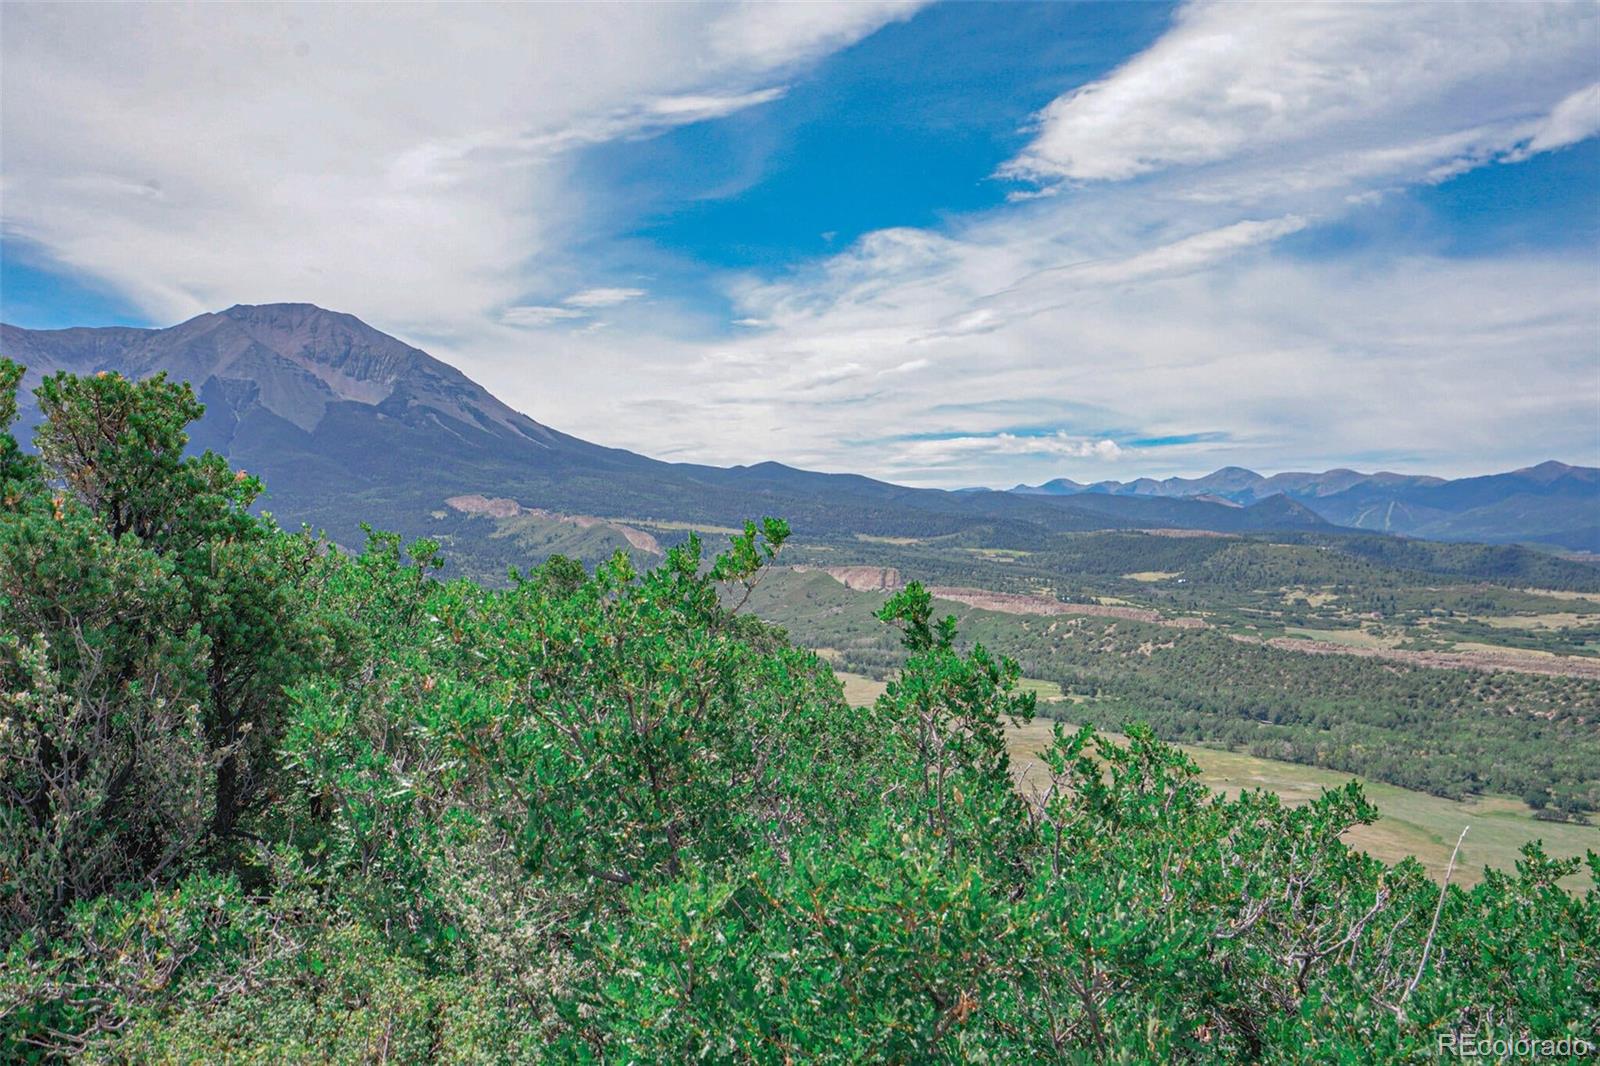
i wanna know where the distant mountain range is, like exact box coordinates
[1014,462,1599,552]
[2,304,1592,576]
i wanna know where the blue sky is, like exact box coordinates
[3,239,151,330]
[589,3,1176,275]
[3,1,1597,486]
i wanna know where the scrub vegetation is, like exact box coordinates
[2,361,1595,1062]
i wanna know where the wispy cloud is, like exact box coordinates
[501,305,586,328]
[564,287,646,309]
[707,0,926,69]
[1001,1,1598,191]
[645,89,787,121]
[890,432,1124,470]
[502,286,647,330]
[1517,82,1600,158]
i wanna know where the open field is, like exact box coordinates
[1477,612,1598,630]
[967,547,1034,560]
[1527,588,1600,603]
[835,670,889,707]
[1016,677,1067,702]
[1282,588,1340,607]
[836,670,1067,708]
[1251,633,1600,679]
[837,670,1594,886]
[1281,625,1398,649]
[1004,720,1595,888]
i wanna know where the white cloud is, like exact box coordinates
[564,287,646,308]
[1029,216,1309,288]
[1002,1,1598,196]
[1521,82,1600,156]
[547,245,1596,487]
[502,287,646,329]
[509,89,790,160]
[517,0,1600,484]
[896,434,1123,469]
[571,0,1593,486]
[708,1,926,69]
[502,305,586,328]
[645,89,787,121]
[0,2,912,329]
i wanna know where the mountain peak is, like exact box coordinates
[1514,459,1580,482]
[6,303,556,445]
[174,303,425,352]
[224,301,332,313]
[222,301,333,316]
[214,302,385,335]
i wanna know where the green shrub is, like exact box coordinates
[2,361,1595,1061]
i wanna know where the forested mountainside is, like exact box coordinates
[4,359,1596,1062]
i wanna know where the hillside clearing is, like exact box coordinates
[1006,720,1595,888]
[835,669,1594,886]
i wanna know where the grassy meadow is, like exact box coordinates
[835,671,1594,888]
[1006,719,1597,889]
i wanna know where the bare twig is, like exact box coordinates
[1401,825,1468,1007]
